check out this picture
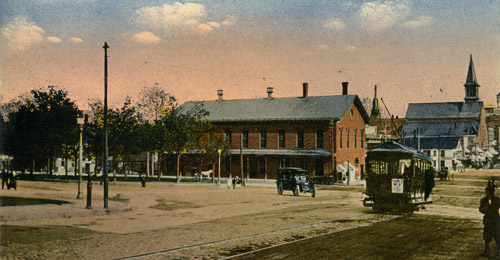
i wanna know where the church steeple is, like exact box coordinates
[370,85,380,122]
[464,54,480,102]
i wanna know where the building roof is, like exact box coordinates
[465,54,479,87]
[402,136,461,150]
[405,101,483,119]
[402,120,480,137]
[228,149,332,157]
[368,141,432,162]
[181,95,370,123]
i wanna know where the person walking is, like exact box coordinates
[479,179,500,258]
[1,170,7,189]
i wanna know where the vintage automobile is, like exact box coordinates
[276,167,315,197]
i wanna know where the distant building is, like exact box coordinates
[178,82,370,184]
[366,85,406,149]
[401,55,488,170]
[484,92,500,168]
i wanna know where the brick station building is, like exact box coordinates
[179,82,370,183]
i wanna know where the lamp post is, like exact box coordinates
[103,42,109,209]
[76,116,84,199]
[85,117,92,209]
[218,149,221,184]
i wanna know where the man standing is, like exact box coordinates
[479,179,500,258]
[424,168,435,201]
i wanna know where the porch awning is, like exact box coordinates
[228,149,332,157]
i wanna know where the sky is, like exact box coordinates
[0,0,499,117]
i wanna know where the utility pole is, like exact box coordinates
[103,42,109,209]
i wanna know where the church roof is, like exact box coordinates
[402,136,461,150]
[370,85,380,119]
[181,95,370,123]
[405,101,483,119]
[465,54,479,86]
[402,120,480,138]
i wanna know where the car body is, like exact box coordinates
[276,167,315,197]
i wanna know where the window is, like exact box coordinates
[360,130,364,148]
[339,128,343,149]
[225,156,231,172]
[346,128,350,149]
[354,129,357,149]
[297,130,304,148]
[279,157,290,168]
[301,157,308,170]
[224,130,232,146]
[242,131,249,148]
[315,158,324,176]
[440,160,445,168]
[243,156,248,173]
[279,130,285,148]
[441,150,445,157]
[316,130,324,149]
[259,157,265,174]
[260,130,267,148]
[433,150,437,156]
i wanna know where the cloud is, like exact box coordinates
[206,22,221,28]
[358,0,410,32]
[133,31,160,43]
[346,45,358,51]
[135,2,206,29]
[70,37,83,43]
[0,16,45,50]
[47,36,61,43]
[221,15,237,26]
[404,16,433,29]
[134,3,236,34]
[324,18,346,31]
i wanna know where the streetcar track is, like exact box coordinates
[113,213,388,260]
[219,215,401,260]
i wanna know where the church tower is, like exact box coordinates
[370,85,380,122]
[464,54,480,102]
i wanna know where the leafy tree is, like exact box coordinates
[154,103,210,178]
[137,84,176,123]
[87,96,142,177]
[4,86,79,174]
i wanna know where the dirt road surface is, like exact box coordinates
[1,170,499,259]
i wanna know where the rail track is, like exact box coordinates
[114,213,400,260]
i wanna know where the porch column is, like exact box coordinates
[246,157,250,180]
[265,157,268,180]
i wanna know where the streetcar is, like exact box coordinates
[363,141,434,213]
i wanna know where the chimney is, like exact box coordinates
[342,82,349,95]
[217,89,223,101]
[302,82,308,98]
[267,87,273,99]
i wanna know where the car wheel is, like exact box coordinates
[277,183,283,195]
[293,185,299,196]
[311,187,316,198]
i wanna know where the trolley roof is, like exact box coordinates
[367,141,433,163]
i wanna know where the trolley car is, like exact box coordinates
[363,141,434,213]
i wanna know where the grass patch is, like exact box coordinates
[0,196,69,207]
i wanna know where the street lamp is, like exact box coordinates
[76,116,84,199]
[103,42,109,209]
[218,149,221,184]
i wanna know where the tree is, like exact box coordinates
[87,96,142,177]
[4,86,79,174]
[154,103,210,179]
[137,84,176,123]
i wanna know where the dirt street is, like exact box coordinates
[1,170,499,259]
